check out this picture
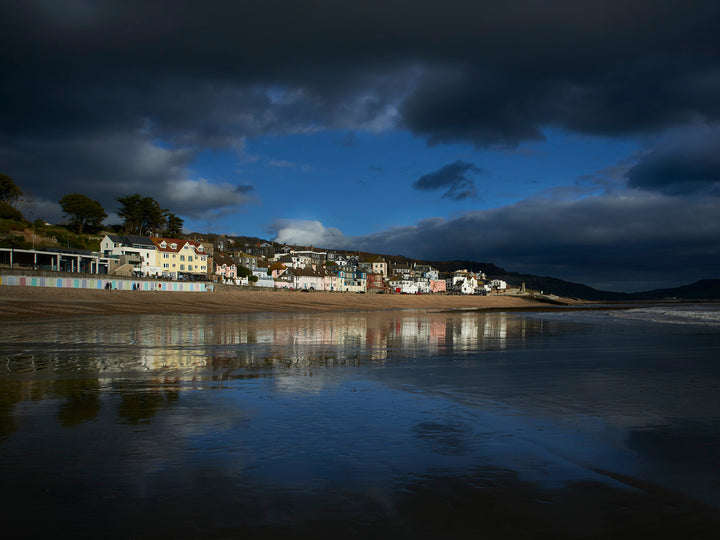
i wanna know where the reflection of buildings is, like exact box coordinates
[1,312,546,430]
[3,312,541,374]
[145,312,537,366]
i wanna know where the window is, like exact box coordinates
[180,265,185,271]
[188,256,193,262]
[163,253,169,259]
[180,255,185,261]
[163,263,169,269]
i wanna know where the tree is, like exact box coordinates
[165,212,184,237]
[0,173,23,206]
[237,265,253,279]
[59,193,107,233]
[0,201,23,221]
[116,194,167,235]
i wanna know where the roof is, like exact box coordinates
[151,236,206,255]
[213,252,235,267]
[291,267,327,277]
[122,235,156,248]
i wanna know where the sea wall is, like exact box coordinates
[0,274,209,292]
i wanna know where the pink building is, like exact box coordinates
[429,279,446,293]
[213,252,237,281]
[269,262,288,278]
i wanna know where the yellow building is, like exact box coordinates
[151,237,208,279]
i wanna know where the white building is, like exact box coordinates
[490,279,507,291]
[252,268,275,287]
[100,234,162,276]
[451,271,479,294]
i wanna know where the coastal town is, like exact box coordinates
[1,233,511,295]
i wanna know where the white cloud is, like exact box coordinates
[268,219,349,247]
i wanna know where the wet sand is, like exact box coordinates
[2,296,719,538]
[0,285,579,320]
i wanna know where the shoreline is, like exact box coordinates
[0,285,586,320]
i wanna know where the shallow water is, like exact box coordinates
[2,308,720,538]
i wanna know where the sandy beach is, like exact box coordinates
[0,285,579,320]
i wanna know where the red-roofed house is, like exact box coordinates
[151,237,208,279]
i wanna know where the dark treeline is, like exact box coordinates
[1,172,184,236]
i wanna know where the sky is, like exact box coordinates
[2,0,720,292]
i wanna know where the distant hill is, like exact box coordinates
[496,274,627,301]
[627,279,720,300]
[419,259,626,300]
[389,259,720,301]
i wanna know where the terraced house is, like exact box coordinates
[332,264,367,292]
[363,255,388,276]
[213,251,237,282]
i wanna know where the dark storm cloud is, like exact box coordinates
[400,57,720,148]
[367,194,720,291]
[412,161,482,200]
[627,127,720,195]
[3,1,720,223]
[272,193,720,292]
[4,1,720,142]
